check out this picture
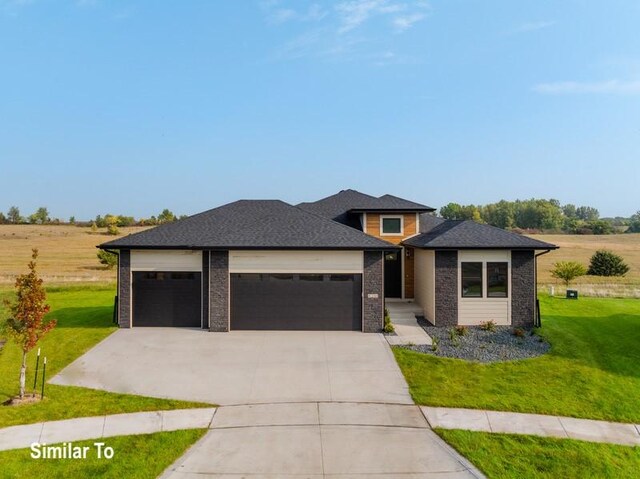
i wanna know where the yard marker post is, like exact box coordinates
[33,348,41,392]
[41,357,47,400]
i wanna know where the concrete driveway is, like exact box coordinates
[51,328,412,405]
[161,402,483,478]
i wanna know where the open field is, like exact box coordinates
[394,295,640,423]
[529,233,640,297]
[1,225,639,296]
[0,225,148,284]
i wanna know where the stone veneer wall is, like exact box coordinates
[202,251,210,329]
[118,249,131,328]
[511,250,535,328]
[209,251,229,332]
[363,250,384,333]
[434,250,458,327]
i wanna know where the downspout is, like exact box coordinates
[102,248,120,325]
[534,249,552,327]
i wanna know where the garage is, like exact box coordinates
[132,271,202,327]
[230,273,362,330]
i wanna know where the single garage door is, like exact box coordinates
[132,272,201,327]
[231,273,362,331]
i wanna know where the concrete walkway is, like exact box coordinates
[0,408,217,452]
[422,407,640,447]
[385,300,432,346]
[161,402,483,478]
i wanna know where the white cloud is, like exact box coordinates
[511,20,555,34]
[393,12,425,32]
[533,79,640,95]
[335,0,425,33]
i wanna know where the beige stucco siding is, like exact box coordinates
[414,249,435,323]
[228,250,364,273]
[130,250,203,271]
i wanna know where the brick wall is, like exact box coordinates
[363,250,384,332]
[209,250,229,332]
[434,250,458,327]
[118,249,131,328]
[511,250,535,328]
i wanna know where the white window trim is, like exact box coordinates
[380,215,404,236]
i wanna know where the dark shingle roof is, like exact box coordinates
[419,213,447,233]
[403,220,558,250]
[297,189,435,226]
[99,200,397,250]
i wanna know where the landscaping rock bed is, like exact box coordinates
[402,317,550,363]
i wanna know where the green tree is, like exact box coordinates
[576,206,599,221]
[587,250,630,277]
[7,206,22,224]
[97,250,118,269]
[587,220,613,235]
[562,204,577,218]
[29,207,50,225]
[2,249,57,398]
[551,261,587,288]
[0,212,6,224]
[69,216,76,224]
[157,209,176,224]
[628,211,640,233]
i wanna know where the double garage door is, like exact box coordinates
[132,271,362,330]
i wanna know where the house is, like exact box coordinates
[99,190,557,332]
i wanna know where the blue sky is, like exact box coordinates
[1,0,639,219]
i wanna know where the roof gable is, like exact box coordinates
[404,220,558,250]
[100,200,397,250]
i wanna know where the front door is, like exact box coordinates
[384,250,402,298]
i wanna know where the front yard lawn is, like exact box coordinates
[0,429,206,479]
[437,429,640,479]
[0,285,210,428]
[394,295,640,423]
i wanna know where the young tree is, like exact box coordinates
[69,216,76,224]
[2,249,56,399]
[97,250,118,269]
[587,250,630,277]
[7,206,22,224]
[551,261,587,288]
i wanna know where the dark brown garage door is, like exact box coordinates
[132,272,201,327]
[231,273,362,331]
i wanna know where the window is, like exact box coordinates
[381,216,403,235]
[461,262,483,297]
[487,262,508,297]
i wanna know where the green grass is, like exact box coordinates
[437,429,640,479]
[394,295,640,423]
[0,429,206,479]
[0,285,210,428]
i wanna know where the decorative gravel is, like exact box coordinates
[401,317,550,363]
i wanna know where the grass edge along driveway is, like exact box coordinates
[0,285,211,428]
[0,429,207,479]
[394,295,640,423]
[437,429,640,479]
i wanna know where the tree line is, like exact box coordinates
[439,199,640,234]
[0,206,186,228]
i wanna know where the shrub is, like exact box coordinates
[587,250,630,277]
[431,336,439,352]
[512,328,526,338]
[106,224,120,235]
[454,325,468,336]
[97,250,118,269]
[479,320,496,332]
[550,261,587,287]
[383,308,394,334]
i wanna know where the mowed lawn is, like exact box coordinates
[0,285,209,428]
[0,429,206,479]
[437,429,640,479]
[394,295,640,423]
